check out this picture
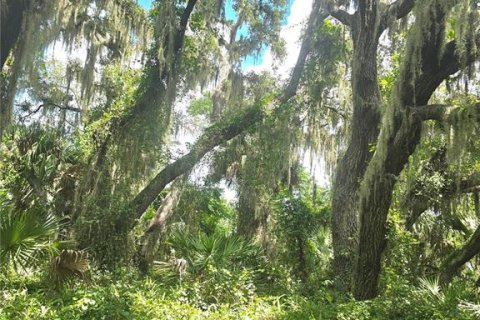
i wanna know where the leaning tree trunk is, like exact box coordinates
[352,0,476,300]
[137,179,184,273]
[129,0,326,220]
[440,225,480,284]
[331,4,381,291]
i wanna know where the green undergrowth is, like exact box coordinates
[1,268,479,319]
[0,269,285,320]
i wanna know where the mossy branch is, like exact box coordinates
[379,0,416,32]
[412,103,480,123]
[131,105,265,218]
[405,171,480,230]
[130,0,326,219]
[440,225,480,284]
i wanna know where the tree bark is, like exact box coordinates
[352,0,479,300]
[236,184,261,239]
[0,0,28,70]
[331,1,382,291]
[0,0,29,139]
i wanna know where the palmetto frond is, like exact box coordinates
[49,249,89,288]
[0,210,58,271]
[168,231,262,276]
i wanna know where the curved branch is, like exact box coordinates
[131,105,264,218]
[388,0,416,19]
[379,0,416,33]
[330,8,353,26]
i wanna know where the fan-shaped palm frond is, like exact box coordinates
[0,210,58,271]
[49,249,89,288]
[416,276,445,304]
[167,232,262,276]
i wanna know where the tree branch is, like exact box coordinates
[131,0,326,218]
[18,102,81,121]
[229,15,244,45]
[414,33,480,101]
[379,0,416,32]
[405,171,480,230]
[410,104,451,121]
[283,0,325,100]
[440,224,480,284]
[174,0,198,55]
[387,0,416,19]
[131,105,264,218]
[412,103,480,123]
[330,8,353,26]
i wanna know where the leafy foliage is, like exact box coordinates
[2,0,480,318]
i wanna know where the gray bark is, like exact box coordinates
[352,0,479,300]
[0,0,28,69]
[331,1,382,291]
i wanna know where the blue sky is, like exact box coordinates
[137,0,153,9]
[136,0,294,68]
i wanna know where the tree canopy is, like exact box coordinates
[1,0,480,318]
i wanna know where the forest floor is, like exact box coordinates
[1,268,478,319]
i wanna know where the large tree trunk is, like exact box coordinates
[331,2,381,291]
[329,0,417,294]
[0,0,28,70]
[351,0,477,300]
[0,0,29,138]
